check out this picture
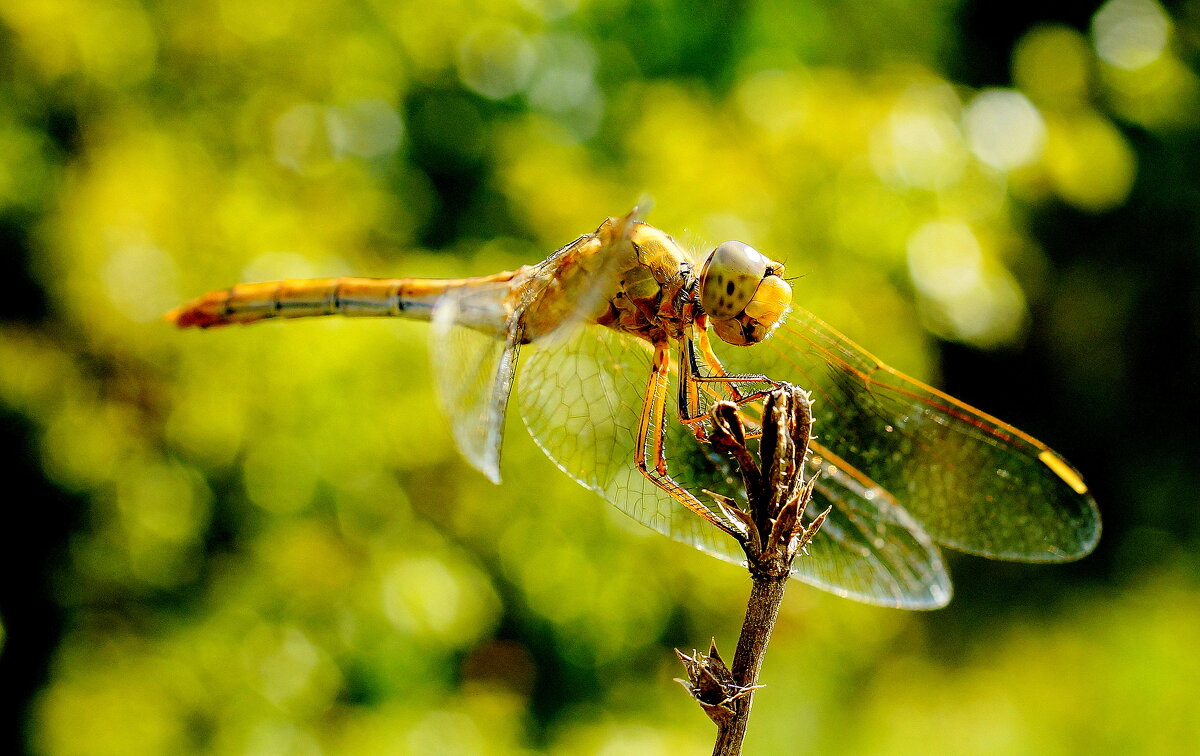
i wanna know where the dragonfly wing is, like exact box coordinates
[428,209,644,482]
[521,208,641,347]
[518,324,950,609]
[431,282,520,483]
[802,453,950,609]
[710,306,1101,561]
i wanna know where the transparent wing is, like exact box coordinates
[807,457,950,608]
[428,214,635,483]
[431,283,520,483]
[517,324,951,609]
[519,208,642,347]
[710,306,1101,561]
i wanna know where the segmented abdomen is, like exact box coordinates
[168,273,515,329]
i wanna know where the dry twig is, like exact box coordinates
[675,385,830,756]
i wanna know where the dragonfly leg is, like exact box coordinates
[636,343,738,537]
[695,326,778,400]
[677,329,779,439]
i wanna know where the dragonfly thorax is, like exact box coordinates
[592,222,792,347]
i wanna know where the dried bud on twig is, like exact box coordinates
[702,385,831,579]
[674,640,762,726]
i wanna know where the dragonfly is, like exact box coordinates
[170,207,1100,609]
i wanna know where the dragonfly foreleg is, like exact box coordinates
[677,331,779,439]
[694,326,779,400]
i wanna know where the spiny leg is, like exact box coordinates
[678,329,778,439]
[695,326,778,403]
[636,342,738,537]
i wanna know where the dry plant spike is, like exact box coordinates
[705,489,755,545]
[766,497,800,556]
[796,503,833,555]
[709,402,761,493]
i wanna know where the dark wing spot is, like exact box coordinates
[726,280,735,296]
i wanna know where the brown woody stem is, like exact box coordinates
[712,573,788,756]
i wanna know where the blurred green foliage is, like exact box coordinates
[1,0,1198,754]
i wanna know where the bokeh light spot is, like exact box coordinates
[527,33,597,112]
[963,89,1046,171]
[102,240,181,322]
[241,251,320,284]
[273,103,324,173]
[325,99,405,160]
[457,24,536,100]
[257,627,324,707]
[1092,0,1171,71]
[406,710,485,755]
[907,220,1026,346]
[1044,111,1136,211]
[381,556,499,643]
[1013,25,1091,105]
[907,219,984,299]
[870,84,967,190]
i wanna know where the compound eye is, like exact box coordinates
[699,241,769,320]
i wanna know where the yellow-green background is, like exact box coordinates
[1,0,1197,753]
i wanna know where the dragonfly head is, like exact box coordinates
[699,241,792,346]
